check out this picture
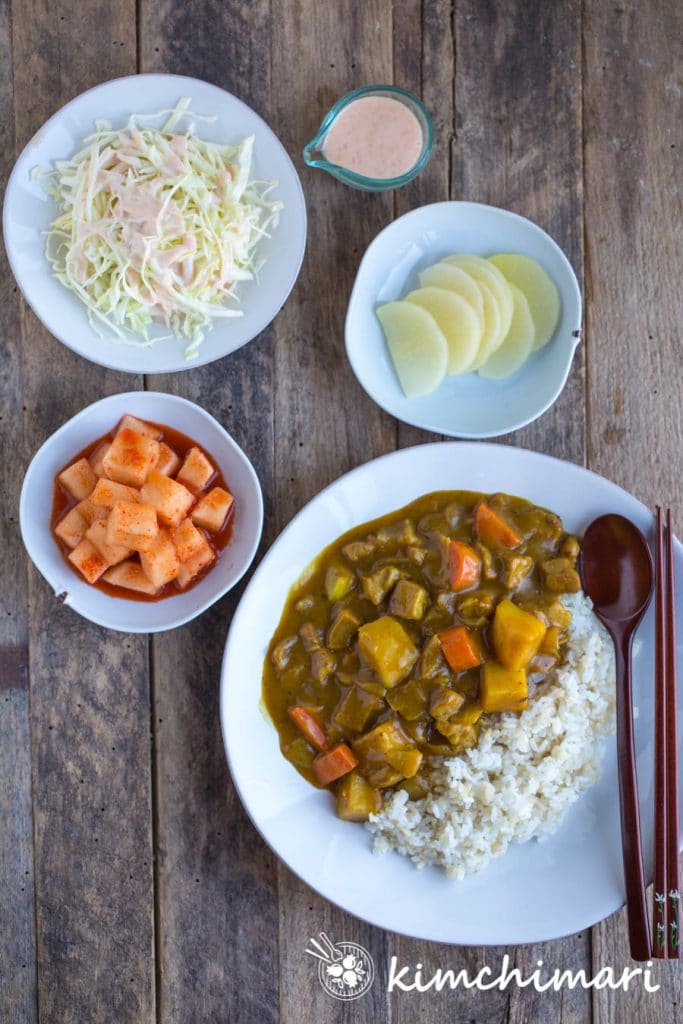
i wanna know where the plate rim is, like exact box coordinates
[220,440,682,945]
[3,72,307,374]
[344,200,582,439]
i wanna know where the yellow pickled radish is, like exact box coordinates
[418,262,484,326]
[488,253,560,350]
[444,254,513,343]
[404,287,482,374]
[478,283,535,379]
[468,280,503,370]
[377,301,448,397]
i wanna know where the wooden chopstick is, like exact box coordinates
[653,507,680,959]
[665,509,680,958]
[653,507,668,956]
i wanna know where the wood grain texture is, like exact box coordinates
[0,3,37,1021]
[584,0,683,1019]
[269,3,398,1022]
[393,0,455,452]
[453,0,585,462]
[11,1,155,1020]
[2,0,682,1021]
[139,2,280,1021]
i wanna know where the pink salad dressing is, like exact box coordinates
[322,96,423,179]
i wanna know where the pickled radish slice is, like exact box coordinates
[377,301,448,397]
[404,287,482,374]
[478,284,535,379]
[418,262,484,325]
[488,253,560,350]
[468,280,503,370]
[444,254,513,344]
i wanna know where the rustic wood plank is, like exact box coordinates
[11,1,156,1020]
[269,3,398,1021]
[583,0,683,1019]
[139,2,280,1020]
[452,0,585,463]
[390,4,589,1020]
[394,0,455,451]
[0,4,37,1020]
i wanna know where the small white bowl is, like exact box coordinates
[20,392,263,633]
[345,201,582,438]
[3,73,307,374]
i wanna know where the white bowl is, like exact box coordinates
[20,392,263,632]
[345,201,582,438]
[221,441,683,945]
[3,73,307,374]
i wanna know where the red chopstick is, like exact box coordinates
[653,507,668,956]
[653,507,680,959]
[665,509,680,958]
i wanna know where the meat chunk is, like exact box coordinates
[501,554,534,590]
[541,558,581,594]
[388,580,428,620]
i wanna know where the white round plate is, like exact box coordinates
[20,392,263,633]
[3,74,307,373]
[221,443,683,945]
[345,202,581,439]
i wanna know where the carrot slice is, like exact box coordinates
[312,743,358,786]
[438,625,483,672]
[474,502,521,549]
[449,540,481,591]
[288,706,329,752]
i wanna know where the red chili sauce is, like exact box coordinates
[51,418,235,602]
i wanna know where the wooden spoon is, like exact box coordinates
[579,513,654,961]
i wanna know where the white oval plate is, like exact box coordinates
[221,443,683,945]
[3,74,307,374]
[345,202,581,438]
[20,392,263,633]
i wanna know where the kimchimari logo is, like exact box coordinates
[306,931,375,1000]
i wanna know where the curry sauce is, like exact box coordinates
[262,490,581,822]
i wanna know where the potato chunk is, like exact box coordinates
[85,519,132,566]
[140,528,180,588]
[176,446,215,491]
[491,598,546,670]
[103,428,160,487]
[324,562,355,602]
[481,661,528,712]
[58,458,97,501]
[171,518,206,563]
[68,539,108,584]
[176,533,215,588]
[357,615,418,687]
[140,470,194,529]
[155,442,181,477]
[90,478,140,510]
[54,507,87,549]
[106,501,158,553]
[336,771,382,821]
[352,717,421,788]
[191,487,234,533]
[103,560,159,595]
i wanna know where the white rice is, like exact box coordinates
[366,593,616,878]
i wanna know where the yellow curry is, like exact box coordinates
[262,490,581,822]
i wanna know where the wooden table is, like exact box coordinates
[1,1,681,1021]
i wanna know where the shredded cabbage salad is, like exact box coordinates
[36,98,282,357]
